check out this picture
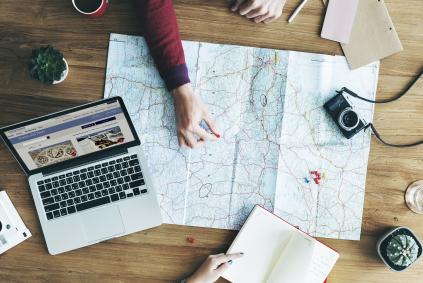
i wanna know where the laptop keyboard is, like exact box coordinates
[36,154,147,221]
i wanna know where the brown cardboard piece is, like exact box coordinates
[323,0,403,69]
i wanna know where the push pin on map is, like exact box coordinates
[310,170,322,185]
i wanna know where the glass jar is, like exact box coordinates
[405,180,423,214]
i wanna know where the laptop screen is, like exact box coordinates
[2,98,136,171]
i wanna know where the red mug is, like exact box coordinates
[72,0,109,18]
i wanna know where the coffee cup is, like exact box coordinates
[72,0,109,19]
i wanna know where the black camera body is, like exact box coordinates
[324,90,366,139]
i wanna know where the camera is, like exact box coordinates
[324,89,367,139]
[0,190,31,254]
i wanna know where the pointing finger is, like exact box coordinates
[194,125,218,141]
[203,114,221,138]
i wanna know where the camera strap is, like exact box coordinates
[339,68,422,104]
[364,123,423,148]
[340,68,423,147]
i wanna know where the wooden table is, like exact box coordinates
[1,0,422,282]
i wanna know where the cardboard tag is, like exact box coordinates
[341,0,403,69]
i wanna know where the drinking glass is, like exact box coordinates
[405,180,423,214]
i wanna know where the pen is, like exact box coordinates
[288,0,308,23]
[218,259,233,268]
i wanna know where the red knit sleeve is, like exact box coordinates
[136,0,190,90]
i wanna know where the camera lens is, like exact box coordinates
[338,108,359,131]
[342,111,358,127]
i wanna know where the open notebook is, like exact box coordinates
[223,206,339,283]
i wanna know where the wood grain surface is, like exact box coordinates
[0,0,422,282]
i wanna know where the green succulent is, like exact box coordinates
[386,234,419,267]
[28,45,67,85]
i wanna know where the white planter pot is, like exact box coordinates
[53,58,69,84]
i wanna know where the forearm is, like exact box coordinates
[136,0,190,90]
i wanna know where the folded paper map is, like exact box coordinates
[104,33,379,240]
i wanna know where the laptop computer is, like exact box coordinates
[0,97,162,255]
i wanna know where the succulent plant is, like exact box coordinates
[28,45,67,85]
[386,234,419,267]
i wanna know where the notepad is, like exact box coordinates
[223,206,339,283]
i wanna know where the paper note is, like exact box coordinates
[321,0,359,44]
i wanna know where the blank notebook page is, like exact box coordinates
[223,206,339,283]
[224,207,296,282]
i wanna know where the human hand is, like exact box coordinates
[186,253,244,283]
[231,0,286,24]
[172,83,220,148]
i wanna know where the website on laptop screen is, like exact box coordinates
[4,99,135,170]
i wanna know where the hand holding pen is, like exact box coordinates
[186,252,244,283]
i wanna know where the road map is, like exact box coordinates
[104,33,379,240]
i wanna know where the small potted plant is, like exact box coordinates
[377,226,422,271]
[28,45,68,85]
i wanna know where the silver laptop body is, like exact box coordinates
[0,97,162,255]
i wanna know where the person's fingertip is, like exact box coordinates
[209,125,221,136]
[239,9,248,15]
[196,126,218,141]
[263,17,275,24]
[204,121,220,138]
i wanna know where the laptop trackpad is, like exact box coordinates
[82,206,125,243]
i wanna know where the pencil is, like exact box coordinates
[288,0,308,23]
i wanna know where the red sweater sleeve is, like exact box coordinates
[136,0,190,90]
